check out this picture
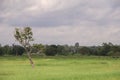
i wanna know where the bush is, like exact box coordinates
[108,51,120,56]
[0,47,4,56]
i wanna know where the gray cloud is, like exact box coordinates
[0,0,119,27]
[0,0,120,45]
[0,0,120,26]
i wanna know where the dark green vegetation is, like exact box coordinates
[0,42,120,57]
[0,44,25,56]
[0,56,120,80]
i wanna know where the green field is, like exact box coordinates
[0,56,120,80]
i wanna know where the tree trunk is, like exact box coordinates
[27,52,34,68]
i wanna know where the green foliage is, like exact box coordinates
[1,42,120,57]
[32,44,45,55]
[78,47,91,55]
[0,45,25,56]
[108,51,120,57]
[56,45,65,55]
[56,45,73,56]
[12,45,25,56]
[2,45,13,55]
[0,46,3,56]
[14,27,33,48]
[74,42,79,53]
[45,45,57,56]
[99,42,113,56]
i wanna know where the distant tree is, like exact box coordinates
[12,44,25,56]
[89,46,99,56]
[69,46,75,54]
[100,42,113,56]
[111,45,120,52]
[32,44,45,56]
[45,45,57,56]
[79,47,91,55]
[108,44,120,56]
[14,27,34,68]
[0,45,4,56]
[75,42,79,53]
[63,45,71,55]
[2,45,13,55]
[57,45,65,55]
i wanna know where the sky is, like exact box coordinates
[0,0,120,46]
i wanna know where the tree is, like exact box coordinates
[14,27,34,68]
[3,45,13,55]
[75,42,79,53]
[56,45,65,55]
[79,47,91,55]
[63,45,71,55]
[0,44,4,56]
[45,45,57,56]
[12,44,25,56]
[32,44,45,56]
[100,42,113,56]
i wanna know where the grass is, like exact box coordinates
[0,56,120,80]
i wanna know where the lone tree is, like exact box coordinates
[14,27,34,68]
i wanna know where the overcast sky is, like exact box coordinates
[0,0,120,46]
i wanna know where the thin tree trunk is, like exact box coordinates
[27,52,34,68]
[24,46,34,68]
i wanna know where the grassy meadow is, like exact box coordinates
[0,56,120,80]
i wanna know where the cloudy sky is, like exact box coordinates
[0,0,120,46]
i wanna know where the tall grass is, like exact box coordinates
[0,56,120,80]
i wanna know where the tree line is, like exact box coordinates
[1,27,119,68]
[1,27,120,68]
[0,42,120,57]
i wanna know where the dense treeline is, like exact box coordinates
[0,44,25,56]
[0,42,120,57]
